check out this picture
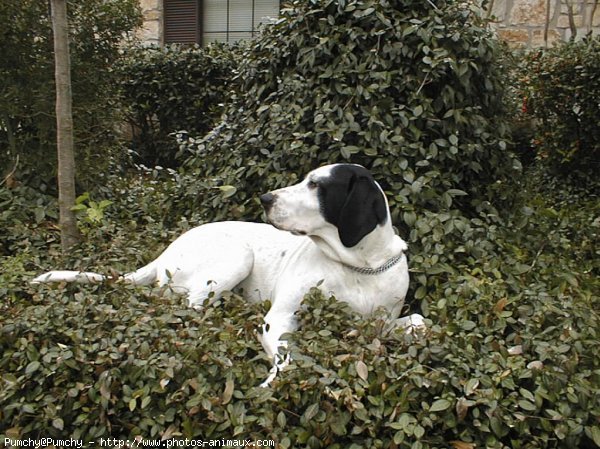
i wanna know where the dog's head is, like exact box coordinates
[260,164,389,247]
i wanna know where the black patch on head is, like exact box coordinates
[317,165,387,247]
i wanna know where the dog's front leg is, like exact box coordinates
[259,346,291,388]
[258,310,296,387]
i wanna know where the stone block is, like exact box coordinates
[560,2,583,15]
[488,0,508,20]
[144,10,161,21]
[531,28,562,46]
[593,4,600,26]
[557,13,584,28]
[498,28,530,47]
[509,0,556,26]
[139,20,160,43]
[140,0,160,12]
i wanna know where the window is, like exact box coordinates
[164,0,280,45]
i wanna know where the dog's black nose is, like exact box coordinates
[260,192,275,207]
[260,193,275,210]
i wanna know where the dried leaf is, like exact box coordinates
[508,345,523,355]
[222,377,234,405]
[494,297,508,313]
[356,360,369,381]
[456,397,474,421]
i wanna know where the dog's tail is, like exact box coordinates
[32,260,159,287]
[31,270,106,284]
[120,260,158,285]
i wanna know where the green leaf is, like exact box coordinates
[461,320,477,331]
[520,388,535,402]
[362,7,375,16]
[403,211,417,226]
[52,418,64,431]
[397,413,412,429]
[414,424,425,439]
[430,399,451,412]
[75,192,90,204]
[447,189,467,196]
[340,147,351,159]
[70,204,87,213]
[464,378,479,396]
[513,263,531,275]
[587,426,600,446]
[518,400,537,411]
[490,416,505,437]
[277,411,287,428]
[34,207,46,223]
[414,286,427,300]
[22,404,35,414]
[303,403,319,421]
[141,396,151,409]
[218,185,237,199]
[25,361,40,375]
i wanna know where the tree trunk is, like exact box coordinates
[51,0,80,251]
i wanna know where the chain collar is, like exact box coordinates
[343,253,403,275]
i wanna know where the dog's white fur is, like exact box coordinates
[33,164,424,386]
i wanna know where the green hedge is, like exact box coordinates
[2,1,599,447]
[160,0,522,359]
[173,0,518,225]
[116,44,239,167]
[2,221,598,448]
[519,36,600,177]
[0,0,142,189]
[1,161,599,447]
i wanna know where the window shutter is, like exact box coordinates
[164,0,201,44]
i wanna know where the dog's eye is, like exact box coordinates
[307,180,318,189]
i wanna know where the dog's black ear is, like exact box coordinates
[337,174,387,247]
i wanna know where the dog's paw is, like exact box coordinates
[259,366,279,388]
[259,352,291,388]
[397,313,427,334]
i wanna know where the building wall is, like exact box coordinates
[138,0,600,48]
[139,0,162,46]
[490,0,600,47]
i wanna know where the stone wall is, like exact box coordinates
[138,0,162,46]
[138,0,600,48]
[489,0,600,47]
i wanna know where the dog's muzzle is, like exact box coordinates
[260,192,276,213]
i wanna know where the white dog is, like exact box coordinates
[33,164,424,385]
